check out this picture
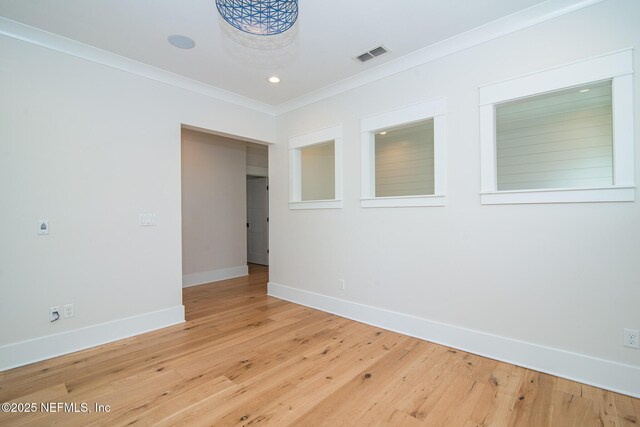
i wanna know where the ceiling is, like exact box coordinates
[0,0,550,106]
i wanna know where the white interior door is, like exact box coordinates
[247,177,269,265]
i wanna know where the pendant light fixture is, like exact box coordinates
[216,0,298,36]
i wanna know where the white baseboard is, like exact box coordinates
[268,282,640,398]
[0,305,185,372]
[182,265,248,288]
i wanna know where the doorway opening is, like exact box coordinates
[180,125,269,289]
[247,176,269,265]
[246,142,269,266]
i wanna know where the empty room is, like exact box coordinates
[0,0,639,425]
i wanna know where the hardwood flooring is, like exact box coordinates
[1,264,638,426]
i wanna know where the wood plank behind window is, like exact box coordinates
[496,81,613,191]
[375,120,434,197]
[301,141,335,201]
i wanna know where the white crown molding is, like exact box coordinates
[0,16,276,116]
[268,282,640,398]
[274,0,605,115]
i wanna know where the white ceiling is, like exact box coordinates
[0,0,552,106]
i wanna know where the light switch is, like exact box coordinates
[38,220,49,235]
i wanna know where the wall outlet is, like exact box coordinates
[38,220,49,235]
[338,279,345,290]
[49,306,60,322]
[63,303,75,319]
[139,213,157,226]
[624,329,639,349]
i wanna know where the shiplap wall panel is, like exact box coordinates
[375,120,435,197]
[498,110,612,141]
[498,134,611,158]
[496,81,613,191]
[376,157,435,171]
[498,146,612,166]
[301,141,335,201]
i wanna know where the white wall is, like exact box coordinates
[181,129,248,287]
[0,35,274,369]
[246,142,268,178]
[247,142,268,169]
[270,0,640,396]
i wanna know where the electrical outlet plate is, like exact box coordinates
[624,329,639,349]
[49,306,60,322]
[63,303,74,319]
[139,213,157,226]
[38,220,49,235]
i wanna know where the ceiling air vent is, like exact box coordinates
[369,46,387,57]
[354,45,389,63]
[357,52,375,63]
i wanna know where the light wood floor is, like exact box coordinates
[1,264,638,426]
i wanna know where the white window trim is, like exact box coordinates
[288,125,343,209]
[479,49,635,205]
[360,98,447,208]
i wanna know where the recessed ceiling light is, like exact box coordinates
[379,131,387,135]
[579,88,590,93]
[168,35,195,49]
[268,76,281,84]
